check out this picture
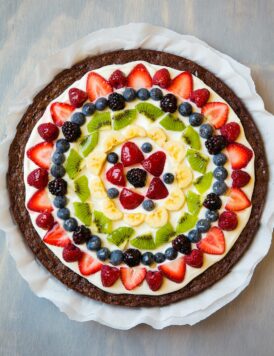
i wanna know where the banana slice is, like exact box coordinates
[102,199,123,221]
[147,127,167,147]
[124,125,146,139]
[86,151,106,175]
[102,132,125,152]
[90,177,107,199]
[145,207,168,228]
[124,213,145,227]
[164,188,185,211]
[176,163,193,188]
[164,141,186,162]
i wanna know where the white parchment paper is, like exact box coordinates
[0,23,273,329]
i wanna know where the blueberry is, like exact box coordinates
[196,219,211,233]
[154,252,166,263]
[86,235,101,251]
[95,97,108,111]
[142,199,155,211]
[57,208,70,220]
[107,152,118,164]
[56,139,70,153]
[107,188,119,199]
[163,173,174,184]
[213,153,227,166]
[71,112,86,125]
[52,152,65,165]
[150,88,163,101]
[97,247,110,261]
[165,247,178,260]
[50,164,65,178]
[205,210,219,222]
[82,103,96,116]
[123,88,136,102]
[213,167,228,181]
[189,113,204,126]
[137,88,150,101]
[213,181,228,195]
[141,142,153,153]
[110,250,124,266]
[199,124,213,139]
[187,229,201,243]
[64,218,78,232]
[179,102,192,116]
[53,196,67,208]
[141,252,154,266]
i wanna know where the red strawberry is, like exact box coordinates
[184,249,204,268]
[68,87,88,108]
[50,102,75,127]
[231,170,251,188]
[27,141,53,169]
[121,142,144,167]
[226,143,253,169]
[106,163,126,186]
[152,68,171,88]
[220,122,240,143]
[119,188,144,210]
[27,189,53,213]
[190,88,210,108]
[62,243,82,262]
[167,72,193,99]
[197,226,225,255]
[158,257,186,283]
[146,177,168,200]
[108,69,127,89]
[141,151,166,177]
[101,265,120,287]
[225,188,251,211]
[120,267,146,290]
[27,168,48,189]
[86,72,113,102]
[146,270,163,291]
[218,211,238,230]
[36,212,54,230]
[38,123,59,142]
[201,102,229,129]
[127,64,152,89]
[43,223,70,247]
[78,253,102,276]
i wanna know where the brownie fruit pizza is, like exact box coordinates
[7,50,268,307]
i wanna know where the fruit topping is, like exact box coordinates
[183,126,201,150]
[95,97,108,111]
[145,207,168,228]
[205,135,227,155]
[160,114,185,131]
[199,123,214,139]
[82,103,96,116]
[160,93,177,113]
[119,188,144,210]
[142,199,155,211]
[167,71,193,99]
[135,102,164,121]
[231,170,251,188]
[150,87,163,101]
[154,252,166,263]
[27,189,53,213]
[142,151,166,177]
[62,121,81,142]
[197,226,225,255]
[187,229,201,243]
[38,123,59,142]
[186,149,209,174]
[225,187,251,211]
[65,148,82,179]
[80,132,99,157]
[93,210,112,234]
[218,211,238,230]
[141,252,154,266]
[53,196,67,209]
[86,235,101,251]
[154,223,175,247]
[124,213,145,227]
[190,88,210,107]
[179,102,193,116]
[57,208,70,220]
[194,172,213,194]
[127,63,152,89]
[50,102,75,127]
[120,267,146,290]
[108,69,127,89]
[176,212,198,233]
[102,199,123,221]
[78,253,102,276]
[201,102,229,128]
[71,112,86,126]
[164,188,185,211]
[205,210,219,222]
[123,88,136,102]
[226,143,253,169]
[137,88,150,101]
[107,152,119,164]
[185,249,204,268]
[196,219,211,233]
[64,217,78,232]
[36,212,54,230]
[48,178,67,196]
[72,224,91,244]
[56,138,70,153]
[107,227,134,247]
[213,181,228,195]
[146,270,163,291]
[74,175,90,202]
[213,166,228,181]
[146,177,168,200]
[172,234,191,255]
[86,72,113,101]
[106,163,126,186]
[96,247,110,261]
[43,223,70,247]
[108,92,125,111]
[68,88,87,108]
[186,191,201,215]
[189,112,204,127]
[163,173,174,184]
[101,265,120,287]
[152,68,171,88]
[220,122,240,143]
[27,141,53,170]
[107,187,119,199]
[113,109,137,130]
[62,243,82,262]
[126,168,147,188]
[123,248,142,267]
[213,153,227,166]
[141,142,153,153]
[131,233,156,250]
[203,193,222,210]
[158,256,186,283]
[109,250,124,266]
[121,142,144,167]
[27,168,48,189]
[165,247,178,260]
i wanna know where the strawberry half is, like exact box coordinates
[68,88,88,108]
[146,177,168,200]
[197,226,225,255]
[141,151,166,177]
[127,63,152,89]
[152,68,171,89]
[167,72,193,99]
[86,72,113,102]
[225,188,251,212]
[78,253,102,276]
[50,102,75,127]
[119,188,144,210]
[27,141,53,169]
[190,88,210,108]
[226,143,253,169]
[43,223,70,247]
[101,265,120,287]
[146,270,163,291]
[158,257,186,283]
[106,163,126,186]
[27,189,53,213]
[108,69,127,89]
[184,249,204,268]
[201,102,229,129]
[121,142,144,167]
[120,267,146,290]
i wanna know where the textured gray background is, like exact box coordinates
[0,1,273,355]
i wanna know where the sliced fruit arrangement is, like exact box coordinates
[120,267,146,290]
[167,72,193,99]
[142,151,166,177]
[197,226,225,255]
[135,102,164,121]
[27,189,53,213]
[201,102,229,129]
[86,72,113,101]
[187,149,209,174]
[78,253,102,276]
[43,223,70,247]
[121,141,144,167]
[226,143,253,169]
[127,63,152,89]
[27,142,53,170]
[50,102,75,127]
[225,187,251,211]
[159,257,186,283]
[112,109,137,130]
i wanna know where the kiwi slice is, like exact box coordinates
[65,148,82,179]
[135,103,164,121]
[176,212,198,233]
[186,191,201,215]
[73,202,92,226]
[113,109,137,130]
[74,175,90,202]
[160,114,186,131]
[93,210,112,234]
[130,233,156,250]
[80,131,99,157]
[87,112,111,132]
[194,172,213,194]
[107,227,134,247]
[187,149,209,174]
[155,223,175,247]
[183,126,201,150]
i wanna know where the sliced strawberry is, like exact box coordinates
[62,243,82,262]
[231,170,251,188]
[141,151,166,177]
[27,141,53,169]
[27,189,53,213]
[152,68,171,89]
[78,253,102,276]
[220,122,240,143]
[201,102,229,129]
[158,257,186,283]
[146,270,163,291]
[121,142,144,167]
[197,226,225,255]
[120,267,146,290]
[86,72,113,102]
[184,249,204,268]
[68,88,88,108]
[225,188,251,212]
[119,188,144,210]
[127,63,152,89]
[167,72,193,99]
[108,69,127,89]
[43,223,70,247]
[101,265,120,287]
[50,102,75,127]
[190,88,210,108]
[226,143,253,169]
[146,177,168,200]
[106,163,126,186]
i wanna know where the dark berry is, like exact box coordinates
[203,193,222,210]
[172,235,191,255]
[48,178,67,196]
[213,153,227,166]
[64,218,78,232]
[86,235,101,251]
[163,173,174,184]
[205,135,227,155]
[53,196,67,208]
[27,168,48,189]
[71,112,86,125]
[95,97,108,111]
[160,93,177,113]
[150,88,163,101]
[189,112,204,126]
[110,250,124,266]
[107,188,119,199]
[52,152,65,165]
[97,248,110,261]
[123,88,136,102]
[123,248,141,267]
[213,181,227,195]
[72,225,91,244]
[199,124,213,139]
[141,252,154,266]
[62,121,81,142]
[137,88,150,101]
[187,230,201,243]
[141,142,153,153]
[57,208,70,220]
[50,165,65,178]
[142,199,155,211]
[154,252,166,263]
[56,138,70,153]
[107,152,118,164]
[205,210,219,222]
[196,219,211,233]
[108,92,125,111]
[82,103,95,116]
[179,102,192,116]
[213,167,228,181]
[36,212,54,230]
[165,247,177,260]
[126,168,147,188]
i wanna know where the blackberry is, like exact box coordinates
[172,234,191,255]
[160,94,177,113]
[123,248,141,267]
[203,193,222,210]
[108,92,125,111]
[62,121,81,142]
[126,168,147,188]
[73,225,91,244]
[48,178,67,196]
[205,135,227,155]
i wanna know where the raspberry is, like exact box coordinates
[220,122,240,143]
[172,235,191,255]
[108,92,125,111]
[205,135,227,155]
[146,271,163,291]
[152,68,171,89]
[203,193,222,210]
[62,121,81,142]
[108,70,127,89]
[101,265,120,287]
[185,249,204,268]
[48,178,67,196]
[123,248,141,267]
[126,168,147,188]
[62,243,82,262]
[231,170,251,188]
[72,225,91,244]
[38,123,59,142]
[27,168,48,189]
[190,89,210,108]
[68,88,87,108]
[160,93,177,113]
[36,212,54,230]
[218,211,238,230]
